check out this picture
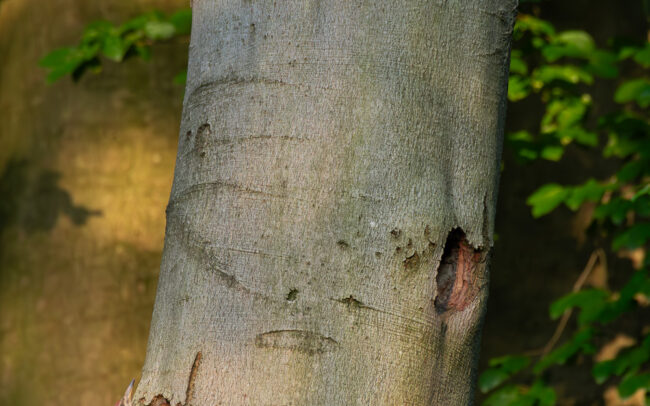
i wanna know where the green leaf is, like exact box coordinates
[540,145,564,161]
[619,373,650,398]
[534,328,595,373]
[39,48,85,83]
[39,47,77,68]
[556,30,595,53]
[173,71,187,85]
[617,159,648,182]
[549,289,608,324]
[483,385,524,406]
[506,131,539,162]
[134,44,152,60]
[528,381,556,406]
[81,20,113,44]
[479,369,510,393]
[633,45,650,67]
[614,79,650,107]
[101,33,128,61]
[593,335,650,384]
[527,184,569,217]
[120,15,149,33]
[542,31,595,62]
[489,355,531,372]
[564,179,607,211]
[560,127,598,147]
[508,76,531,102]
[592,359,618,384]
[169,8,192,35]
[594,198,630,224]
[632,184,650,201]
[514,14,555,38]
[533,65,593,86]
[612,223,650,250]
[587,50,619,78]
[510,50,528,75]
[144,20,176,40]
[541,97,589,134]
[480,355,530,394]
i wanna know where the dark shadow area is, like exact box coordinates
[0,160,102,234]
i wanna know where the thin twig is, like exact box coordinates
[525,249,606,357]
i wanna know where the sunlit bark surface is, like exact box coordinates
[137,1,516,405]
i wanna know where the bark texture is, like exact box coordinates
[137,1,516,404]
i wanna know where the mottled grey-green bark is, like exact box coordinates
[136,0,516,404]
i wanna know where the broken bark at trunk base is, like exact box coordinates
[136,0,516,404]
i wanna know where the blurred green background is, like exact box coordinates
[0,1,649,405]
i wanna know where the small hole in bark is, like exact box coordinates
[336,240,349,249]
[286,288,298,301]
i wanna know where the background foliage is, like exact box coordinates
[480,12,650,406]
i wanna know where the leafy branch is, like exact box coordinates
[39,9,191,83]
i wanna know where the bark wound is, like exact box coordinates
[195,123,211,158]
[185,351,202,405]
[335,295,365,309]
[140,351,202,406]
[142,395,171,406]
[255,329,339,355]
[435,228,487,313]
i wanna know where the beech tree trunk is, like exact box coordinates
[136,1,516,404]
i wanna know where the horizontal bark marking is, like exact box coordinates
[185,75,341,110]
[178,133,312,161]
[331,295,377,311]
[255,329,339,355]
[168,180,311,209]
[166,180,385,214]
[186,76,295,109]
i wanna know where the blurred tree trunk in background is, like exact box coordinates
[134,1,515,405]
[0,0,186,405]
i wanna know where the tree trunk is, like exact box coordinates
[136,1,516,404]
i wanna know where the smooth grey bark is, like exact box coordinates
[136,1,516,405]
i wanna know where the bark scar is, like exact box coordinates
[185,351,202,405]
[434,228,489,313]
[255,329,339,355]
[139,351,202,406]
